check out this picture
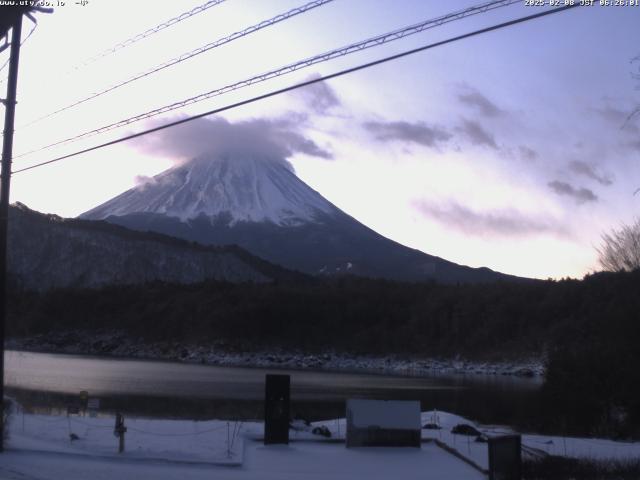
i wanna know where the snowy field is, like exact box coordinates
[418,411,640,471]
[0,442,484,480]
[1,410,483,480]
[2,407,640,479]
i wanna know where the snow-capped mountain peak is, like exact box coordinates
[82,154,336,226]
[81,151,514,284]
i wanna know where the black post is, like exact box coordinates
[0,14,23,454]
[488,434,522,480]
[264,374,290,445]
[114,412,127,453]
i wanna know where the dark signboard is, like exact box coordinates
[264,374,290,445]
[488,434,521,480]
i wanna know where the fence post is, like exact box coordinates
[114,412,127,453]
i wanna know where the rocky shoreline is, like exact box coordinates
[6,330,544,378]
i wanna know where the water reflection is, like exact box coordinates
[5,350,541,426]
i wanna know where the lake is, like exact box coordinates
[4,350,542,426]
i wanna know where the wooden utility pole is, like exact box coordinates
[0,12,23,454]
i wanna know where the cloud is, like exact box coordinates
[282,130,333,159]
[134,175,153,185]
[457,119,498,149]
[133,174,168,191]
[363,120,452,148]
[294,73,341,115]
[594,105,639,134]
[457,87,504,117]
[131,116,332,164]
[626,138,640,151]
[547,180,598,203]
[568,160,613,186]
[413,199,568,237]
[518,145,538,162]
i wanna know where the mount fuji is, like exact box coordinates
[81,154,512,283]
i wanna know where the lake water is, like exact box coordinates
[4,350,542,425]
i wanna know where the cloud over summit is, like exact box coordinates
[131,116,332,165]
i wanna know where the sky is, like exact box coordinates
[2,0,640,280]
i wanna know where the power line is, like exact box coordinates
[12,4,580,175]
[20,0,336,128]
[0,53,10,78]
[14,0,521,158]
[70,0,228,71]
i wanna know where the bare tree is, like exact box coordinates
[598,218,640,272]
[630,55,640,124]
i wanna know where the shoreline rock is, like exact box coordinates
[6,330,545,379]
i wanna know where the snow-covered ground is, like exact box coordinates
[7,331,544,378]
[6,413,246,465]
[2,409,483,480]
[0,442,484,480]
[419,410,640,471]
[3,406,640,480]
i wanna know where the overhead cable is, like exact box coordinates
[12,4,581,175]
[71,0,228,70]
[15,0,522,157]
[21,0,335,128]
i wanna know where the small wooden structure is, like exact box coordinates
[346,399,421,448]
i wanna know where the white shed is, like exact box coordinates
[346,399,421,448]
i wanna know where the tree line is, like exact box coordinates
[6,269,640,437]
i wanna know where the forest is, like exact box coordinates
[6,269,640,437]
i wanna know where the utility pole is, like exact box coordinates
[0,5,51,452]
[0,12,23,454]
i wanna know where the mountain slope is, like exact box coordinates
[9,203,306,291]
[81,154,517,284]
[83,155,336,226]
